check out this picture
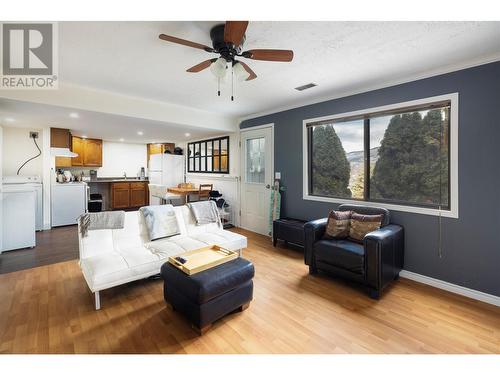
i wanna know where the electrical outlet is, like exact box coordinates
[30,131,39,139]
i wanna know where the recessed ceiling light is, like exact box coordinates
[185,133,191,137]
[69,112,79,119]
[4,117,15,123]
[119,138,124,142]
[137,131,143,136]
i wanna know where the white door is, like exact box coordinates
[240,126,273,235]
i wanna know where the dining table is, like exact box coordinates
[167,186,200,204]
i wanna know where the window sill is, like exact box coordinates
[303,194,458,218]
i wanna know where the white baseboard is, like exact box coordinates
[399,270,500,307]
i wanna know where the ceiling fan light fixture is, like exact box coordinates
[233,61,250,82]
[210,57,227,79]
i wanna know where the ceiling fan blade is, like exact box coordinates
[242,49,294,62]
[224,21,249,46]
[186,59,217,73]
[238,61,257,81]
[159,34,214,52]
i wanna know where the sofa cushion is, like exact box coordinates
[178,205,221,236]
[189,230,247,251]
[161,257,255,304]
[80,252,132,291]
[80,229,114,259]
[314,239,365,274]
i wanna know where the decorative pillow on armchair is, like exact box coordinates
[349,212,383,243]
[324,210,352,239]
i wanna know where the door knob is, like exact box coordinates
[265,184,271,189]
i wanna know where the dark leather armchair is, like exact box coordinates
[304,204,404,299]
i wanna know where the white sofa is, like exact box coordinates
[78,205,247,310]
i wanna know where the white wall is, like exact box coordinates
[69,141,148,178]
[2,126,44,177]
[100,141,147,177]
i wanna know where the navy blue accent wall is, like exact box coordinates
[241,61,500,297]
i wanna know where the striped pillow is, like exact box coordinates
[324,210,352,239]
[348,212,383,243]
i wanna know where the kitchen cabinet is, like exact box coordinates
[51,128,73,168]
[111,182,130,209]
[111,181,148,209]
[130,182,148,207]
[52,129,103,168]
[71,136,84,166]
[82,138,102,167]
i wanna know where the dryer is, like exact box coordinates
[2,175,43,231]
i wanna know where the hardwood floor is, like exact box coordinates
[0,226,79,274]
[0,228,499,353]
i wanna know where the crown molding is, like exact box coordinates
[238,52,500,124]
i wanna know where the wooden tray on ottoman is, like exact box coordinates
[168,245,238,275]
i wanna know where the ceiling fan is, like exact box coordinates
[158,21,294,99]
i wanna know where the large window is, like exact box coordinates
[305,95,457,216]
[187,136,229,174]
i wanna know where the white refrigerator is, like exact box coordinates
[148,154,185,205]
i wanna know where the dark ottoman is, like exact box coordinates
[160,257,255,334]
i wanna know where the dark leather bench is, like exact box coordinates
[160,257,255,334]
[273,218,307,248]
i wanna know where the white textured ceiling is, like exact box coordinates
[0,98,224,143]
[57,21,500,118]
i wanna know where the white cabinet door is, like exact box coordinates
[51,184,86,227]
[240,126,273,236]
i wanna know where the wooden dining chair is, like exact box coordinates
[195,184,213,201]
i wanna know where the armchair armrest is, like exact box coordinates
[364,224,405,291]
[304,218,327,265]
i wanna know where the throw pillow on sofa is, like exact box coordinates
[348,212,383,243]
[324,210,352,239]
[139,205,180,241]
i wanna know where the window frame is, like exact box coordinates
[302,93,459,218]
[187,135,230,174]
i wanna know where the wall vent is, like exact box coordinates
[294,83,318,91]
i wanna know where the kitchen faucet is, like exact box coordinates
[123,172,127,180]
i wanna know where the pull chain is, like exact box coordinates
[231,67,234,101]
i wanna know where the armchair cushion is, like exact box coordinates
[314,239,365,274]
[338,204,390,227]
[348,212,383,243]
[324,210,352,239]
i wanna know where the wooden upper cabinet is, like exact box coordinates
[83,138,103,167]
[51,129,103,168]
[52,128,72,168]
[51,128,71,148]
[71,136,84,166]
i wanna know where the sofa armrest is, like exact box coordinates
[364,224,404,291]
[304,218,327,265]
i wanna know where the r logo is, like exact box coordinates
[2,23,53,75]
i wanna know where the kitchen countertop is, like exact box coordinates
[87,178,149,183]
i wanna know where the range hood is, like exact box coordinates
[51,147,78,158]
